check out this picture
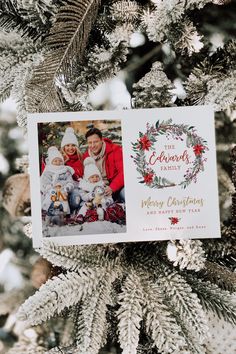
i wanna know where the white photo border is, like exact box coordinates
[29,111,129,248]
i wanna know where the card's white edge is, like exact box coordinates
[28,117,43,248]
[27,105,221,248]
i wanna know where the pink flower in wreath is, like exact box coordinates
[144,172,154,184]
[169,217,180,225]
[193,144,204,156]
[139,135,152,150]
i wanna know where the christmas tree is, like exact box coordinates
[0,0,236,353]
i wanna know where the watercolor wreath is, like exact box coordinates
[131,119,208,189]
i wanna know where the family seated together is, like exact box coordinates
[40,127,125,226]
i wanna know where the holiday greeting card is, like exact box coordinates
[28,106,221,248]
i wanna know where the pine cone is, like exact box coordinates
[2,173,31,217]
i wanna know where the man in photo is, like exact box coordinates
[83,127,125,202]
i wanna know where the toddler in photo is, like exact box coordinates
[77,157,113,219]
[40,146,75,214]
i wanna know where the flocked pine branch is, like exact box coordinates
[182,39,236,110]
[157,267,209,349]
[185,275,236,325]
[0,31,42,99]
[17,268,110,326]
[117,270,143,354]
[166,18,203,55]
[110,0,141,25]
[142,276,187,354]
[105,0,143,46]
[7,338,47,354]
[202,224,236,262]
[75,270,115,354]
[61,41,129,107]
[40,240,121,271]
[185,69,236,111]
[16,0,58,29]
[0,0,39,40]
[142,0,211,43]
[0,0,58,43]
[0,30,43,126]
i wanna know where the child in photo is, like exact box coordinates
[40,146,75,214]
[77,157,113,219]
[61,127,84,213]
[45,190,64,227]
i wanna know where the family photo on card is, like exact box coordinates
[38,120,126,239]
[28,107,221,247]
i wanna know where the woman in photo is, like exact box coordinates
[60,127,84,214]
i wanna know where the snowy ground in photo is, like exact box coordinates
[43,220,126,238]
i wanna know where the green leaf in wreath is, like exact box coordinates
[155,120,159,129]
[186,135,193,148]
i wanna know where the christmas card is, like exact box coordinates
[28,106,221,248]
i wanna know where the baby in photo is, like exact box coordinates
[78,157,113,219]
[40,146,75,215]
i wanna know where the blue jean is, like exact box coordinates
[69,188,81,213]
[113,187,125,203]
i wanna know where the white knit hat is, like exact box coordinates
[47,146,64,165]
[84,157,101,180]
[61,127,78,148]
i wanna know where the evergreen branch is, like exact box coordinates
[0,31,43,126]
[117,270,143,354]
[142,277,187,354]
[202,224,236,262]
[142,0,210,43]
[40,240,121,271]
[0,11,39,39]
[157,267,209,345]
[16,0,57,29]
[0,80,12,103]
[26,0,101,112]
[185,69,236,111]
[201,260,236,292]
[61,41,129,105]
[0,1,45,40]
[185,276,236,325]
[75,270,115,354]
[7,337,47,354]
[17,268,107,325]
